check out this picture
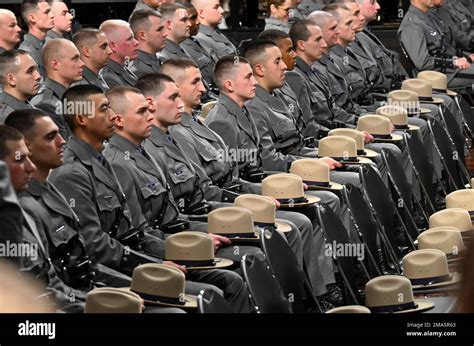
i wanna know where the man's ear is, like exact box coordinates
[223,79,233,93]
[296,39,305,52]
[6,73,16,88]
[51,57,60,71]
[135,29,146,42]
[197,8,205,21]
[165,19,173,32]
[253,64,265,78]
[146,96,156,112]
[108,41,118,53]
[82,46,92,59]
[27,13,36,27]
[113,113,123,129]
[75,113,89,128]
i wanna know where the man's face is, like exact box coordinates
[88,33,113,69]
[321,17,340,49]
[170,9,191,41]
[272,0,293,22]
[302,25,328,61]
[0,11,21,47]
[51,1,73,34]
[144,0,161,9]
[261,46,287,89]
[4,139,36,192]
[147,15,167,51]
[152,81,184,127]
[55,44,85,84]
[359,0,380,22]
[32,2,55,31]
[432,0,445,7]
[233,63,257,101]
[277,37,296,71]
[178,67,206,109]
[85,93,117,141]
[421,0,434,8]
[113,26,139,61]
[116,92,154,142]
[187,7,200,37]
[11,54,42,98]
[200,0,224,26]
[337,10,356,44]
[345,2,366,32]
[28,116,66,170]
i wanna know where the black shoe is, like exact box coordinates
[324,283,343,306]
[317,296,334,312]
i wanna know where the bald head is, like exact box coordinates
[160,58,198,85]
[0,9,21,50]
[307,11,333,28]
[42,38,84,85]
[99,19,130,42]
[191,0,224,27]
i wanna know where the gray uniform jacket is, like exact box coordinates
[357,28,408,80]
[45,30,63,42]
[158,39,192,62]
[446,0,474,48]
[429,6,470,52]
[50,136,160,274]
[144,126,209,210]
[30,78,72,140]
[129,50,161,78]
[181,37,216,84]
[0,91,32,123]
[104,134,179,229]
[246,85,315,172]
[194,25,237,63]
[398,5,457,73]
[19,33,45,75]
[205,94,263,179]
[102,59,138,88]
[0,161,23,250]
[72,66,110,91]
[264,18,291,33]
[20,178,131,288]
[294,57,355,128]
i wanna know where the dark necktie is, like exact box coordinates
[136,145,151,160]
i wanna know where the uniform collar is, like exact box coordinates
[44,78,67,100]
[219,93,245,117]
[65,136,101,166]
[264,17,290,29]
[137,49,159,64]
[106,59,127,74]
[0,91,28,109]
[23,33,43,50]
[409,4,428,17]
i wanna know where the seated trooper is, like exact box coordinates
[158,3,193,62]
[99,20,139,88]
[0,50,40,123]
[398,0,474,88]
[72,28,112,91]
[129,10,165,78]
[30,38,85,141]
[205,56,345,307]
[191,0,238,62]
[45,0,73,42]
[0,124,85,312]
[49,84,253,312]
[0,9,22,54]
[6,108,132,290]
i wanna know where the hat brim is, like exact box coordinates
[419,107,432,114]
[446,90,458,97]
[420,97,444,104]
[361,148,379,159]
[119,288,198,309]
[394,299,435,314]
[279,194,321,208]
[408,124,420,131]
[213,227,261,242]
[181,257,234,270]
[306,181,344,192]
[373,133,404,142]
[275,219,293,233]
[338,156,374,165]
[410,272,462,290]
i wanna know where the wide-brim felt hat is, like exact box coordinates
[401,79,445,104]
[208,207,263,241]
[262,173,321,208]
[417,71,458,97]
[289,158,345,192]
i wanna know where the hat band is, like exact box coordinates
[216,232,258,239]
[373,134,392,140]
[419,95,434,102]
[255,221,277,230]
[369,301,418,313]
[409,273,451,286]
[303,180,331,188]
[332,156,359,162]
[277,196,308,204]
[394,124,409,130]
[171,259,216,267]
[407,108,421,115]
[469,211,474,217]
[433,87,447,93]
[357,149,367,156]
[131,290,185,305]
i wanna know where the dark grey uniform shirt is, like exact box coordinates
[0,91,32,123]
[194,25,237,64]
[129,50,161,78]
[101,59,138,88]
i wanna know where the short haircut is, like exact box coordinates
[265,0,286,10]
[179,2,195,10]
[160,58,199,83]
[135,73,175,98]
[73,28,103,51]
[106,86,143,114]
[99,19,130,42]
[213,55,250,91]
[289,19,318,48]
[257,29,290,43]
[21,0,50,24]
[42,38,76,72]
[0,50,31,85]
[243,40,278,67]
[307,11,334,29]
[61,84,104,131]
[160,3,186,20]
[5,108,50,140]
[322,3,350,21]
[129,10,162,35]
[0,125,24,160]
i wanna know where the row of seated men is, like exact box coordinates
[0,0,471,313]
